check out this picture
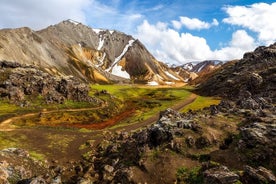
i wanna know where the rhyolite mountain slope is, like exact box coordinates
[0,20,183,84]
[171,60,224,82]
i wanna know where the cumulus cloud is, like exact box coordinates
[172,16,219,30]
[137,20,255,64]
[223,2,276,44]
[0,0,90,30]
[213,30,256,59]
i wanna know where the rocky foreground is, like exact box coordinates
[1,96,275,183]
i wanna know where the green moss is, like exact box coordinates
[181,96,220,112]
[0,132,27,149]
[0,100,19,116]
[47,134,75,153]
[78,128,92,133]
[176,166,204,184]
[29,151,45,161]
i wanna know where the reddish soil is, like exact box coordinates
[72,108,136,129]
[0,93,197,164]
[113,93,197,132]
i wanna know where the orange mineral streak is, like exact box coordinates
[72,109,136,130]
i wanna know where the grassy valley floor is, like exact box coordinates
[0,84,220,164]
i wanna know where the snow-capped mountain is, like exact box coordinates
[0,20,183,84]
[171,60,224,82]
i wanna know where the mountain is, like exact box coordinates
[171,60,224,82]
[196,43,276,101]
[0,20,183,84]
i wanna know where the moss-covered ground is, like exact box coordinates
[0,84,221,163]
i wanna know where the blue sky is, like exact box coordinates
[0,0,276,64]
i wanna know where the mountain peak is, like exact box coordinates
[65,19,81,25]
[0,21,183,85]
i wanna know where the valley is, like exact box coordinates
[0,84,219,164]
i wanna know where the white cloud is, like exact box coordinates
[230,30,255,49]
[0,0,90,30]
[223,2,276,44]
[213,30,256,59]
[172,16,219,30]
[137,20,212,63]
[212,19,219,26]
[137,20,256,64]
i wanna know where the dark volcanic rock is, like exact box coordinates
[196,43,276,103]
[0,148,48,184]
[196,136,211,149]
[242,165,276,184]
[0,60,99,104]
[203,165,239,184]
[148,125,173,147]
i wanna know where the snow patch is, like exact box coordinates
[165,71,180,81]
[182,62,198,71]
[97,35,105,50]
[184,78,189,83]
[68,19,80,25]
[196,64,206,72]
[111,64,130,79]
[165,81,175,85]
[109,30,114,34]
[105,39,135,79]
[96,52,106,67]
[148,81,159,86]
[114,39,135,65]
[93,29,103,34]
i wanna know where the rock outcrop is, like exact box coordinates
[196,43,276,103]
[0,60,99,104]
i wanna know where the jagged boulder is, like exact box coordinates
[0,148,49,183]
[242,165,276,184]
[203,165,239,184]
[148,125,173,147]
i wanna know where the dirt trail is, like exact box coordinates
[88,93,198,147]
[0,94,197,163]
[112,93,197,132]
[0,103,107,131]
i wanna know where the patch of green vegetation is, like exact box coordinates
[0,100,19,117]
[0,132,27,149]
[82,150,93,161]
[57,100,96,109]
[47,134,75,153]
[147,148,161,161]
[181,96,220,112]
[29,151,45,161]
[234,180,243,184]
[176,166,203,184]
[93,85,193,129]
[78,128,92,133]
[79,140,95,150]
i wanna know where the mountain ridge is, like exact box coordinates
[0,20,183,84]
